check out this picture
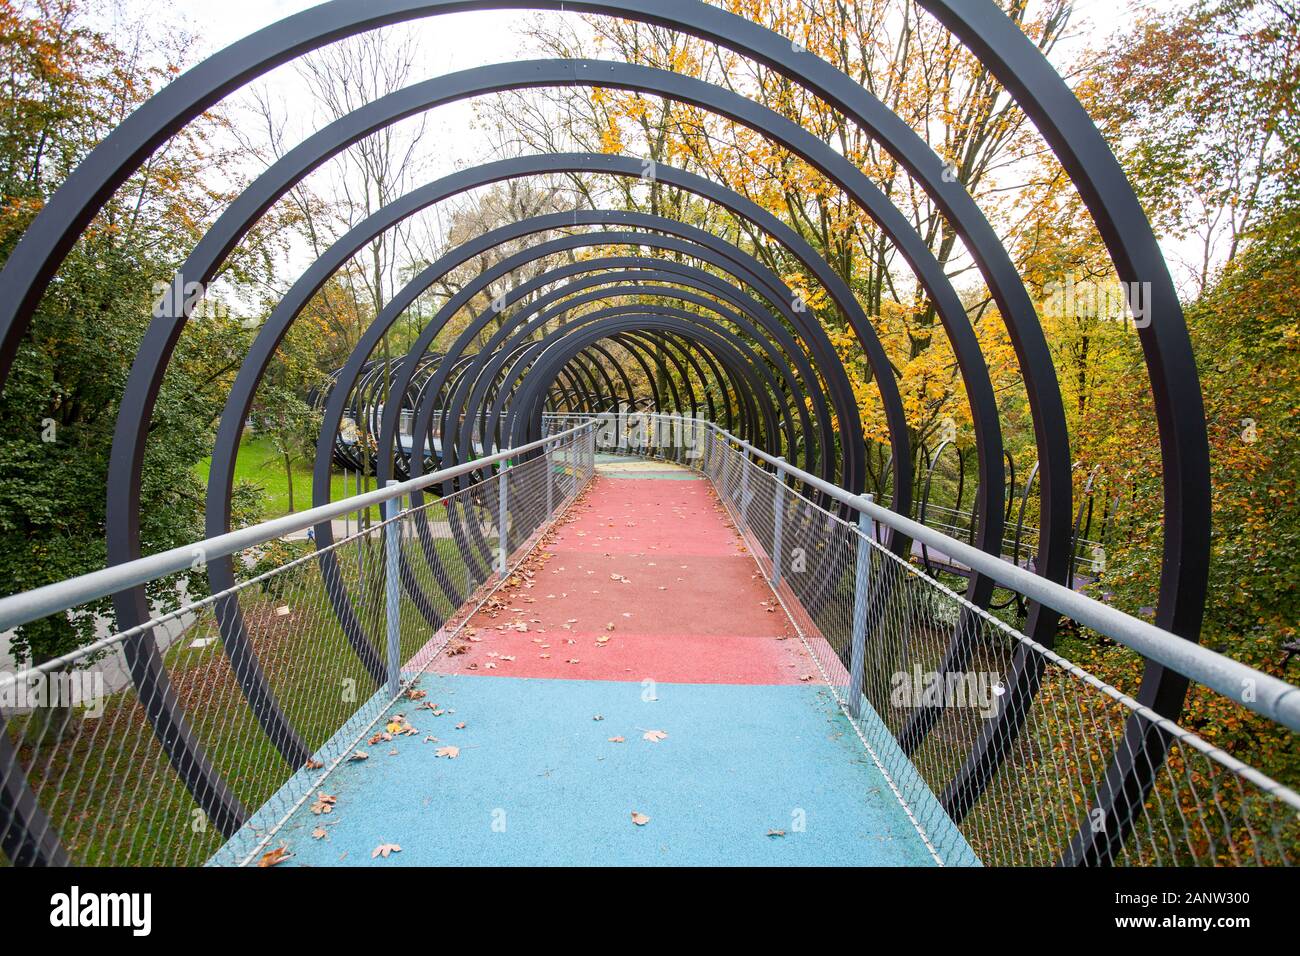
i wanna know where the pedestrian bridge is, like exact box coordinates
[0,0,1297,869]
[222,454,943,867]
[1,418,1296,867]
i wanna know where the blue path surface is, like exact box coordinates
[273,673,936,866]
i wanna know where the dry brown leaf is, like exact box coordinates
[643,730,668,743]
[310,792,336,815]
[608,736,625,743]
[257,844,291,867]
[435,745,460,759]
[371,843,402,859]
[631,811,650,826]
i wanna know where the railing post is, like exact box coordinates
[497,460,509,573]
[383,480,402,698]
[545,443,554,516]
[772,457,787,587]
[739,451,751,524]
[847,494,875,718]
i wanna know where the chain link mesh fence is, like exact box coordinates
[0,425,595,866]
[624,412,1299,867]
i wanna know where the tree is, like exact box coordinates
[249,315,327,514]
[0,0,265,685]
[1082,0,1299,293]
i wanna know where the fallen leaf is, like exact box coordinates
[348,750,369,762]
[435,745,460,759]
[631,811,651,826]
[311,828,327,840]
[767,829,787,838]
[310,792,336,815]
[609,736,625,743]
[643,730,668,743]
[371,843,402,859]
[258,844,291,867]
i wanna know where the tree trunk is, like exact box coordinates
[21,663,76,750]
[284,451,295,513]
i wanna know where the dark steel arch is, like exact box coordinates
[423,262,831,474]
[0,0,1210,867]
[438,278,822,468]
[303,218,853,703]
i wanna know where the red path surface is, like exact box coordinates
[430,464,816,685]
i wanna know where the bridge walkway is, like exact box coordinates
[270,455,936,865]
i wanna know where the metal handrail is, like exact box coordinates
[694,419,1300,734]
[551,412,1300,733]
[0,419,595,633]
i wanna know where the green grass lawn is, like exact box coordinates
[195,435,380,521]
[0,458,571,866]
[4,529,488,866]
